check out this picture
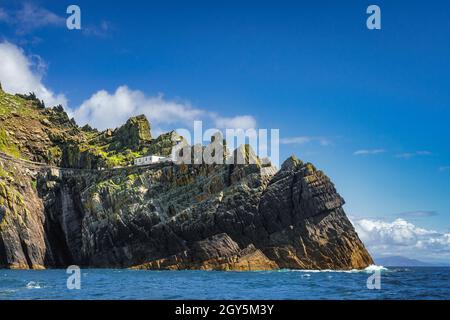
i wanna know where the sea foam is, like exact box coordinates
[277,264,388,273]
[26,281,41,289]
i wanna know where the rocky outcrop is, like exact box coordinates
[108,115,152,150]
[0,89,373,270]
[0,159,47,269]
[131,234,278,271]
[0,152,372,270]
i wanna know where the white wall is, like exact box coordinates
[134,155,170,166]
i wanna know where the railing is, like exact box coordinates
[0,151,168,176]
[0,151,51,169]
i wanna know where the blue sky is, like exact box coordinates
[0,0,449,262]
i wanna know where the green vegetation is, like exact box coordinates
[0,88,172,169]
[127,173,138,183]
[0,90,15,116]
[0,90,41,119]
[78,141,144,167]
[95,179,122,192]
[0,166,9,179]
[48,146,62,160]
[15,92,45,109]
[0,129,21,158]
[0,180,25,217]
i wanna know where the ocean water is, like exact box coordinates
[0,266,449,300]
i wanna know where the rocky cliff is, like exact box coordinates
[0,88,373,270]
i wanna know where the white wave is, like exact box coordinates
[26,281,41,289]
[363,264,388,272]
[0,289,17,295]
[277,265,388,273]
[301,274,311,278]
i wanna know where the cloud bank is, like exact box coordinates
[74,87,257,131]
[74,86,205,130]
[0,41,257,132]
[352,217,450,263]
[0,42,67,107]
[213,115,257,130]
[0,3,65,34]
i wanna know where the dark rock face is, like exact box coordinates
[256,157,371,269]
[0,162,48,269]
[0,153,372,270]
[0,205,5,221]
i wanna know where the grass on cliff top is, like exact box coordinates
[0,91,43,159]
[0,90,18,116]
[0,90,41,119]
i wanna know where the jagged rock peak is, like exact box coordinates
[112,114,152,149]
[232,144,260,165]
[281,155,303,171]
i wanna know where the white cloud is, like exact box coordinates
[0,41,67,107]
[395,150,432,159]
[0,3,65,34]
[73,86,205,130]
[74,88,258,131]
[213,115,257,130]
[0,4,111,38]
[0,41,257,133]
[280,136,330,146]
[352,218,450,262]
[353,149,385,156]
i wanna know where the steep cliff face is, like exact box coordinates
[0,88,373,270]
[0,159,47,269]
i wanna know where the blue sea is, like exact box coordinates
[0,266,449,300]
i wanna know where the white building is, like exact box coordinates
[134,155,170,166]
